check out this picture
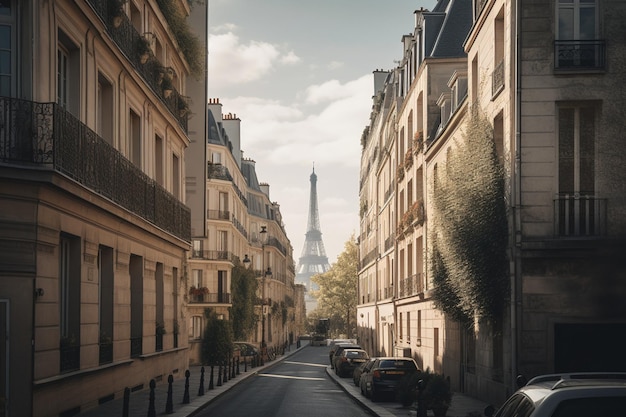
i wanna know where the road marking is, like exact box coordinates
[283,361,328,368]
[258,373,326,381]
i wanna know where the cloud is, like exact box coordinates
[208,33,302,87]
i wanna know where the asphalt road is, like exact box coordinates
[195,345,376,417]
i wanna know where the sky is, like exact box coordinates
[207,0,437,265]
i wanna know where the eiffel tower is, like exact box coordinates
[296,166,331,313]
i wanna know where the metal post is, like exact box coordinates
[198,366,205,395]
[165,374,174,414]
[183,370,190,404]
[122,387,130,417]
[147,379,156,417]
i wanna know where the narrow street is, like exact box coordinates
[195,346,375,417]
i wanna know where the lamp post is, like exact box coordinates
[260,226,269,365]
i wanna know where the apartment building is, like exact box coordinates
[0,1,206,415]
[358,0,626,406]
[185,99,298,364]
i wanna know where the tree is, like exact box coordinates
[201,309,233,365]
[229,259,258,340]
[311,236,358,337]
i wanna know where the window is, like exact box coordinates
[98,246,114,365]
[97,73,114,145]
[192,269,203,288]
[129,109,141,167]
[407,311,411,342]
[557,103,603,236]
[172,153,180,198]
[57,30,80,117]
[218,230,228,253]
[129,255,143,357]
[556,0,604,69]
[0,1,14,96]
[60,234,81,372]
[190,316,203,339]
[155,135,164,186]
[192,239,203,258]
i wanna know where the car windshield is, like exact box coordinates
[378,360,416,370]
[346,350,368,359]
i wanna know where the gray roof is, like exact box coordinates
[425,0,472,58]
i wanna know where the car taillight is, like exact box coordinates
[373,370,381,379]
[341,357,348,362]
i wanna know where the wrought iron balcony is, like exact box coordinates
[86,0,189,132]
[398,273,424,298]
[190,250,235,261]
[554,194,606,237]
[554,40,606,71]
[0,97,191,242]
[188,292,231,304]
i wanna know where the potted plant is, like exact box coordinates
[160,74,174,98]
[135,36,152,64]
[422,372,452,416]
[108,0,127,28]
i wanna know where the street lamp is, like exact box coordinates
[260,225,271,365]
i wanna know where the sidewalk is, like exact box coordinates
[76,342,306,417]
[76,341,490,417]
[326,366,490,417]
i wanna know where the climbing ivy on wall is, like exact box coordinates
[429,106,509,325]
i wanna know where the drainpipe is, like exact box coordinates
[512,0,523,391]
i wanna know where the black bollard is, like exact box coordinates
[416,379,427,417]
[183,370,190,404]
[231,358,236,378]
[217,364,222,386]
[122,387,130,417]
[209,365,214,390]
[198,366,205,396]
[165,374,174,414]
[237,357,240,375]
[223,360,228,383]
[244,356,247,372]
[147,379,156,417]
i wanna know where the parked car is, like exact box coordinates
[311,335,327,346]
[353,358,376,387]
[484,372,626,417]
[360,357,420,402]
[334,348,370,377]
[327,339,352,364]
[233,342,259,361]
[329,342,361,368]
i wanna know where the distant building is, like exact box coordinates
[296,167,331,313]
[185,98,299,363]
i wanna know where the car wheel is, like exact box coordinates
[371,386,379,402]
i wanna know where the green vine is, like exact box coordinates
[429,106,509,324]
[155,0,205,79]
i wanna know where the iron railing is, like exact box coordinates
[86,0,189,131]
[398,273,424,298]
[188,292,231,304]
[130,336,142,358]
[554,194,606,237]
[0,97,191,241]
[190,250,235,262]
[554,40,606,71]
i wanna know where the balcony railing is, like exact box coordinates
[60,342,80,373]
[130,336,142,358]
[190,250,235,262]
[398,273,424,298]
[554,194,606,237]
[86,0,189,131]
[207,210,230,221]
[0,97,191,241]
[99,341,113,365]
[554,40,606,71]
[189,292,231,304]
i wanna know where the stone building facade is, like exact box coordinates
[357,0,626,406]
